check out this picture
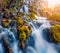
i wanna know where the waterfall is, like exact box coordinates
[0,43,4,53]
[1,0,60,53]
[0,16,59,53]
[30,17,58,53]
[20,5,29,14]
[12,41,19,53]
[0,26,19,53]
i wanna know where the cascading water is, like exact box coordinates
[1,1,60,53]
[0,26,19,53]
[29,17,58,53]
[0,16,59,53]
[0,43,4,53]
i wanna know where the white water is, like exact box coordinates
[20,5,29,14]
[0,43,4,53]
[19,4,59,53]
[30,17,58,53]
[0,27,18,53]
[0,16,59,53]
[12,42,19,53]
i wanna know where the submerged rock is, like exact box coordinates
[42,28,52,43]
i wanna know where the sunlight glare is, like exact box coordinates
[47,0,60,7]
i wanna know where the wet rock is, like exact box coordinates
[26,35,35,48]
[42,28,52,43]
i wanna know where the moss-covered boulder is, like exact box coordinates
[15,16,24,26]
[14,12,32,48]
[28,13,36,20]
[9,8,17,14]
[51,24,60,43]
[18,25,32,42]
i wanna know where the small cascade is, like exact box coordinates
[30,17,58,53]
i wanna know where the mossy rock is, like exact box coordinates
[51,24,60,43]
[29,13,36,20]
[15,16,24,25]
[22,12,27,16]
[17,18,23,24]
[9,8,16,14]
[18,25,32,43]
[19,33,26,43]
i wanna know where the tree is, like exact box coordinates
[49,13,60,22]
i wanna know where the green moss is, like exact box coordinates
[18,25,32,43]
[29,13,36,20]
[15,16,24,26]
[9,8,16,14]
[15,13,32,44]
[51,24,60,43]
